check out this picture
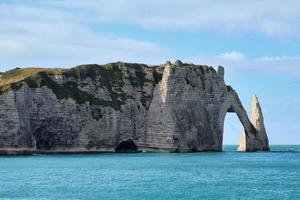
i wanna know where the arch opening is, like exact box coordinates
[223,112,244,151]
[115,139,138,153]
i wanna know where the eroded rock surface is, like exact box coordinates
[238,95,269,151]
[0,61,269,154]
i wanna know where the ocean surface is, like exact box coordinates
[0,145,299,200]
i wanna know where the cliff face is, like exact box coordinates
[0,61,269,154]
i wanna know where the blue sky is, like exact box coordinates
[1,0,299,144]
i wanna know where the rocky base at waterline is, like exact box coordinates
[0,60,269,154]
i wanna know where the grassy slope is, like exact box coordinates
[0,68,64,86]
[0,63,163,112]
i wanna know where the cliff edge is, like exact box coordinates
[0,61,269,154]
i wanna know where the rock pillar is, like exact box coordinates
[238,95,270,151]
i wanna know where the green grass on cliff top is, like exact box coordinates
[0,61,215,88]
[0,68,65,86]
[0,63,163,111]
[0,62,218,114]
[0,62,159,87]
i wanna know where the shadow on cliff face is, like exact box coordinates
[115,139,138,153]
[33,125,77,150]
[33,127,56,150]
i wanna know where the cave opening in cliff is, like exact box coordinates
[115,139,138,153]
[223,113,244,151]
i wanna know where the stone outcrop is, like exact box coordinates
[0,61,269,154]
[238,95,269,151]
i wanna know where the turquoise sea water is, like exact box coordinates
[0,145,299,200]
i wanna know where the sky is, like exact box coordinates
[0,0,299,144]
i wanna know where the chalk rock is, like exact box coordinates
[238,95,269,151]
[0,61,269,154]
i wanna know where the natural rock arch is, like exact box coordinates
[0,61,269,154]
[219,90,269,151]
[222,112,243,147]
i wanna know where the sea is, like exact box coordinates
[0,145,299,200]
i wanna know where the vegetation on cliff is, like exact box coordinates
[0,63,163,112]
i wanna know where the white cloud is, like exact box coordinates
[0,1,169,69]
[219,51,246,61]
[37,0,300,39]
[183,53,300,76]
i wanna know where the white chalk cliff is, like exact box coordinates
[0,61,269,154]
[238,95,269,151]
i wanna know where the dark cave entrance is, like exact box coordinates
[115,139,138,153]
[33,126,55,150]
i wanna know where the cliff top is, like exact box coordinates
[0,61,216,84]
[0,68,65,86]
[0,61,218,95]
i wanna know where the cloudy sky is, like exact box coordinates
[1,0,299,144]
